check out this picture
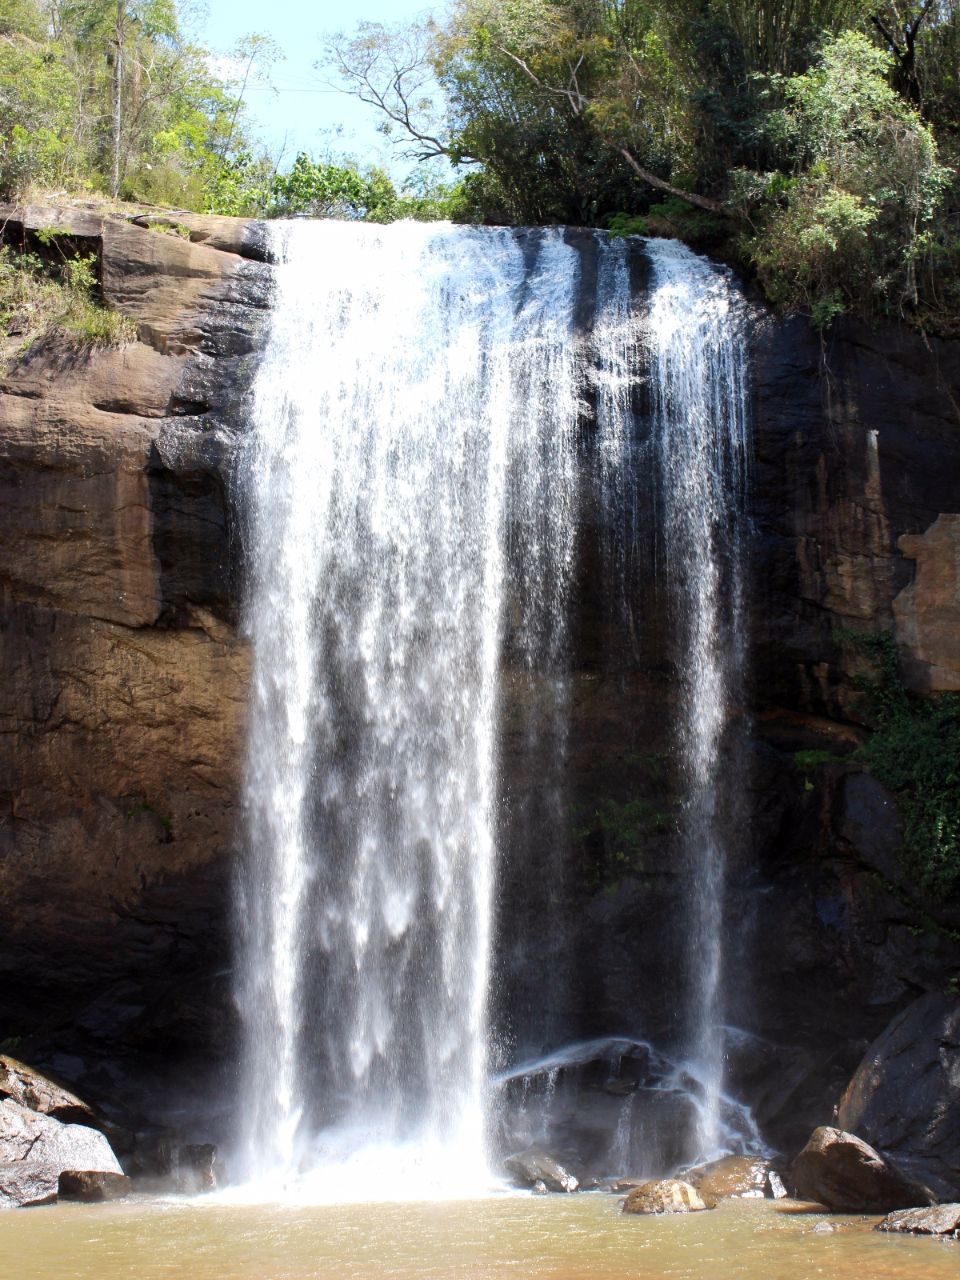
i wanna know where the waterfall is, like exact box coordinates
[646,239,749,1160]
[234,221,583,1199]
[233,222,749,1199]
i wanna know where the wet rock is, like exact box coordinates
[0,1161,60,1208]
[621,1179,709,1214]
[685,1155,769,1202]
[768,1170,787,1199]
[0,1056,96,1127]
[812,1221,835,1233]
[58,1170,131,1202]
[837,994,960,1201]
[504,1148,579,1193]
[176,1142,218,1193]
[790,1126,934,1213]
[876,1204,960,1237]
[531,1180,549,1195]
[0,1099,123,1178]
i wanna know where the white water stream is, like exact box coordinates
[234,223,749,1198]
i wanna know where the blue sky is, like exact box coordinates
[195,1,444,177]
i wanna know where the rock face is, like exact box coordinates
[837,994,960,1201]
[0,208,958,1167]
[0,202,271,1126]
[790,1126,934,1213]
[0,1055,96,1126]
[622,1179,709,1214]
[876,1204,960,1237]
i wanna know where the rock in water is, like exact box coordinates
[621,1179,709,1214]
[0,1097,123,1201]
[685,1155,770,1202]
[504,1149,579,1193]
[58,1170,131,1202]
[0,1162,60,1208]
[790,1127,935,1213]
[876,1204,960,1237]
[838,994,960,1201]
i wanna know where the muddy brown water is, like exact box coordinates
[1,1194,956,1280]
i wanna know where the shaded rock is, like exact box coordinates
[504,1148,579,1193]
[622,1179,709,1214]
[176,1142,217,1193]
[0,1056,95,1126]
[876,1204,960,1237]
[0,1161,60,1208]
[0,1099,122,1177]
[837,994,960,1201]
[790,1126,934,1213]
[685,1155,770,1202]
[58,1169,131,1202]
[894,515,960,691]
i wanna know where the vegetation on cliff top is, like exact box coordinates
[1,0,957,328]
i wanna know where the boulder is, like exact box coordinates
[0,1162,60,1208]
[504,1148,579,1193]
[58,1170,131,1202]
[685,1155,770,1202]
[0,1056,96,1126]
[876,1204,960,1237]
[0,1098,123,1179]
[837,994,960,1201]
[790,1126,934,1213]
[622,1179,709,1214]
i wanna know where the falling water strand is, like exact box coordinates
[646,238,749,1161]
[234,221,582,1201]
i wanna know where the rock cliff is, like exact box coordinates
[0,207,957,1159]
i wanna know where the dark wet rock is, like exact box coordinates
[0,1161,60,1208]
[621,1179,709,1214]
[838,994,960,1201]
[495,1038,724,1184]
[504,1148,579,1193]
[790,1126,934,1213]
[58,1169,131,1201]
[685,1155,770,1202]
[876,1204,960,1237]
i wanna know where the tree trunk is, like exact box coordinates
[111,1,123,199]
[614,146,729,217]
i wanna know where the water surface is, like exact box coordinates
[2,1196,955,1280]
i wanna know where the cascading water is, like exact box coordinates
[234,222,750,1199]
[234,220,584,1199]
[646,239,749,1160]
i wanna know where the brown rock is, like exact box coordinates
[685,1155,769,1202]
[58,1170,131,1201]
[790,1127,935,1213]
[876,1204,960,1237]
[0,1056,95,1126]
[621,1179,709,1214]
[894,514,960,691]
[0,1098,123,1176]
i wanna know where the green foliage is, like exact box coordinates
[609,197,726,247]
[331,0,959,328]
[837,630,960,900]
[794,748,844,770]
[0,0,272,211]
[749,31,950,323]
[0,243,135,365]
